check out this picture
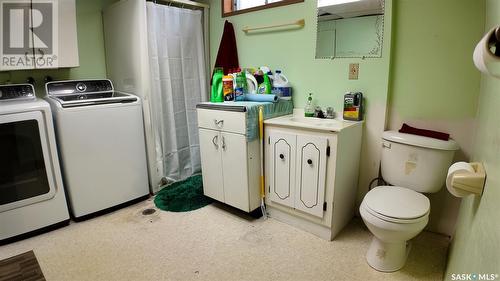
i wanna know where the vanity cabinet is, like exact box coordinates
[269,132,328,218]
[264,115,363,240]
[197,108,261,213]
[0,0,79,71]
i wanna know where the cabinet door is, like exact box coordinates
[0,0,78,71]
[35,0,79,69]
[295,135,328,218]
[220,132,249,211]
[199,129,224,202]
[268,131,296,208]
[0,1,35,71]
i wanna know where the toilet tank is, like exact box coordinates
[381,131,459,193]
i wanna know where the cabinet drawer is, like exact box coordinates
[197,109,246,134]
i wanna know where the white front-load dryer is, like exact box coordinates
[44,79,150,219]
[0,84,70,243]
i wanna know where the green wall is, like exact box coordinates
[209,0,394,203]
[387,0,485,236]
[0,0,108,94]
[388,0,483,121]
[445,0,500,277]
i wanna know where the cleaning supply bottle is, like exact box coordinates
[304,93,315,117]
[245,69,259,94]
[229,68,239,91]
[234,72,246,101]
[211,67,224,102]
[223,75,234,101]
[258,72,272,94]
[272,70,292,100]
[273,70,290,87]
[241,70,248,94]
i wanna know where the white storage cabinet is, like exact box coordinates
[197,108,261,213]
[0,0,79,71]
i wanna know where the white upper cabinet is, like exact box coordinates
[0,0,79,71]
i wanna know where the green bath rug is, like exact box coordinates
[154,175,213,212]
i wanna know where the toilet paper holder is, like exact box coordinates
[450,162,486,196]
[473,26,500,78]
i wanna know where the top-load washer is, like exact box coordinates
[0,84,69,243]
[45,79,149,219]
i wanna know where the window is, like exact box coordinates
[235,0,283,10]
[222,0,304,17]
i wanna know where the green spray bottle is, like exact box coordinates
[258,71,272,94]
[211,67,224,102]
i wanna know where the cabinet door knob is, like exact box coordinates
[279,154,284,160]
[307,159,313,165]
[221,136,226,150]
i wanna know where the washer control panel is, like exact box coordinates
[0,84,35,101]
[46,80,113,96]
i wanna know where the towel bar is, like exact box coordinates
[243,19,305,33]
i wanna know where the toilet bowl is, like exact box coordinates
[360,186,430,272]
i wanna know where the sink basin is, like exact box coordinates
[264,114,362,132]
[289,117,341,127]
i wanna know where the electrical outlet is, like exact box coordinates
[349,63,359,80]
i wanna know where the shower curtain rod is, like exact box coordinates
[148,0,209,9]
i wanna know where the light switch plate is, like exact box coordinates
[349,63,359,80]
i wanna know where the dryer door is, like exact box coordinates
[0,111,57,212]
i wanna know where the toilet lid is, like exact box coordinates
[364,186,430,220]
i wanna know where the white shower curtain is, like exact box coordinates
[146,3,207,183]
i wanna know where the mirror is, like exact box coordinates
[315,0,385,59]
[222,0,304,17]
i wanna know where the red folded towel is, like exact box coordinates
[399,123,450,141]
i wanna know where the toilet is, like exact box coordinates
[360,131,459,272]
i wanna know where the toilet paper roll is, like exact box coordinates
[473,27,500,78]
[446,162,474,197]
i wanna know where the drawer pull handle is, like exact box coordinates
[382,142,391,149]
[279,154,285,160]
[307,159,313,165]
[214,119,224,128]
[212,135,219,149]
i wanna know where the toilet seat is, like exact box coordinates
[362,186,430,224]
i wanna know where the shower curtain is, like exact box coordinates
[146,3,207,183]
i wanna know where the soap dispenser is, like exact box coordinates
[305,93,315,117]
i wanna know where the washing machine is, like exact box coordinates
[0,84,70,243]
[44,79,149,219]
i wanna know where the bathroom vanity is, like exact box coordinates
[264,113,362,240]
